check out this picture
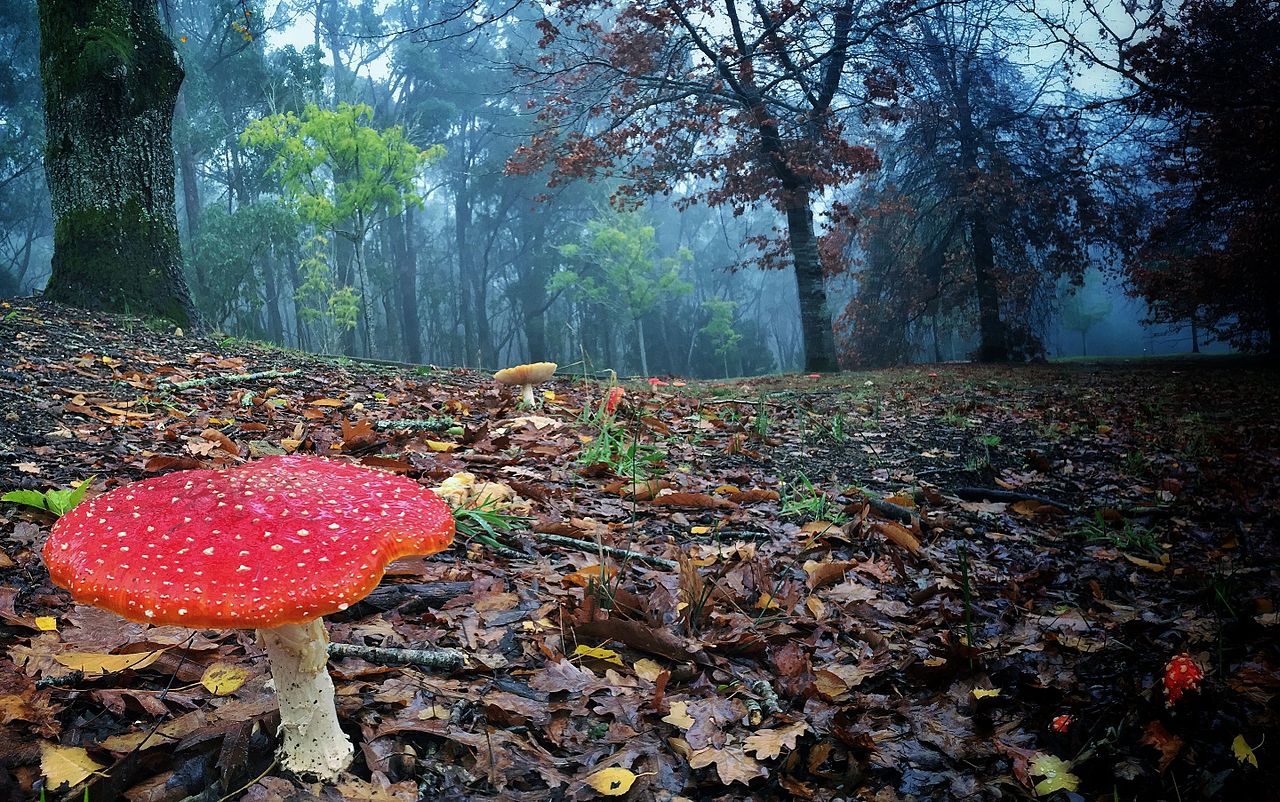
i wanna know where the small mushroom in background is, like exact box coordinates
[494,361,557,407]
[42,455,455,782]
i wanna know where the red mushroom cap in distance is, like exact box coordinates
[43,456,454,629]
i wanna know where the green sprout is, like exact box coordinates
[2,477,95,517]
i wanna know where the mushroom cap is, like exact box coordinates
[493,361,557,386]
[43,456,455,629]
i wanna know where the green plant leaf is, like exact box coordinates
[2,477,94,517]
[1,489,52,512]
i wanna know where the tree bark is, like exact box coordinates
[38,0,200,328]
[969,215,1007,362]
[784,192,838,372]
[390,209,422,364]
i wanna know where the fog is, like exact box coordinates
[2,0,1267,374]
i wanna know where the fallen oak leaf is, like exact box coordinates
[1140,720,1184,773]
[687,745,767,785]
[662,700,695,729]
[743,721,808,760]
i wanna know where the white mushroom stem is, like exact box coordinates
[520,383,536,406]
[258,619,353,781]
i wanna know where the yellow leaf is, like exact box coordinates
[805,596,827,620]
[1031,753,1079,795]
[543,390,556,401]
[573,644,624,667]
[98,712,204,752]
[689,526,711,535]
[425,439,459,452]
[971,687,1002,699]
[662,700,695,729]
[633,658,664,681]
[200,662,248,696]
[585,766,639,796]
[41,744,105,789]
[1123,553,1165,572]
[35,616,58,631]
[1233,734,1260,768]
[755,592,781,610]
[310,398,346,407]
[743,721,808,760]
[52,650,164,676]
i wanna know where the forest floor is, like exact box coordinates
[1,299,1278,802]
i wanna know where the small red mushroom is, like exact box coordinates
[647,377,669,387]
[43,455,454,781]
[1051,714,1073,733]
[604,386,625,415]
[1163,653,1204,706]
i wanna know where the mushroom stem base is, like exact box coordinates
[259,620,353,782]
[521,383,536,407]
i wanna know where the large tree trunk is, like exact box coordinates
[784,192,838,372]
[969,215,1007,362]
[391,210,422,363]
[38,0,199,328]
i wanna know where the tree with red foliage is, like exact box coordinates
[507,0,909,372]
[1124,0,1280,353]
[839,0,1104,365]
[1024,0,1280,353]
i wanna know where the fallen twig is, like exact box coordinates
[851,488,917,524]
[532,531,677,570]
[158,369,299,391]
[952,486,1070,511]
[358,581,473,611]
[374,417,457,432]
[328,642,465,671]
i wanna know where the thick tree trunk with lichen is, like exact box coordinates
[38,0,199,328]
[783,191,839,373]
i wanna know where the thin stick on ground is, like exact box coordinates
[158,369,300,391]
[532,531,677,570]
[328,642,466,671]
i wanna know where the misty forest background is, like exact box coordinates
[1,0,1276,376]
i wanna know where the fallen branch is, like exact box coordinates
[328,642,465,672]
[851,488,917,524]
[374,417,457,432]
[952,486,1070,511]
[158,369,299,391]
[532,531,677,570]
[358,581,473,612]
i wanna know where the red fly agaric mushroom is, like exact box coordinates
[42,455,454,781]
[494,361,557,406]
[1163,653,1204,706]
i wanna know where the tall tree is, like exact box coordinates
[509,0,901,372]
[554,208,692,376]
[1123,0,1280,353]
[0,0,49,297]
[241,102,442,355]
[38,0,199,325]
[842,0,1103,364]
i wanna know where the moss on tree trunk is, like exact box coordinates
[38,0,199,327]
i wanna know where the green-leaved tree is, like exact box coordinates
[554,210,692,376]
[241,102,443,355]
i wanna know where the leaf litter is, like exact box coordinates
[0,300,1277,800]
